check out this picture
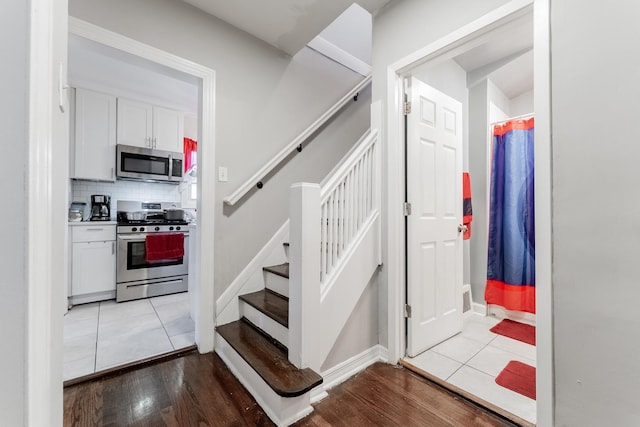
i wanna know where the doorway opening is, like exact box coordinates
[384,4,549,426]
[63,17,216,382]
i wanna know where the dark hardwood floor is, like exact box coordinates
[64,352,518,427]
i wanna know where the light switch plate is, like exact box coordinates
[218,167,228,182]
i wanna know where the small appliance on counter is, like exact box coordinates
[90,195,111,221]
[68,201,86,222]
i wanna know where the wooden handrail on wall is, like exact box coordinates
[223,74,372,207]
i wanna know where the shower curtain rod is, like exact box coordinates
[490,112,534,126]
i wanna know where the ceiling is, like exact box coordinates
[454,14,533,98]
[181,0,393,56]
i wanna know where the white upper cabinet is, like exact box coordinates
[116,98,153,149]
[117,98,184,152]
[153,105,185,152]
[72,88,117,181]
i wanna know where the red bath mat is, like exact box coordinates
[495,361,536,400]
[490,319,536,346]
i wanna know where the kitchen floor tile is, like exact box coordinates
[405,350,463,381]
[430,334,487,364]
[99,299,155,322]
[447,365,536,424]
[162,315,195,337]
[63,355,95,381]
[150,292,188,308]
[466,344,536,377]
[98,312,164,342]
[63,334,96,365]
[95,326,173,371]
[65,302,99,322]
[170,331,196,350]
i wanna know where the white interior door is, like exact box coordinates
[406,77,463,357]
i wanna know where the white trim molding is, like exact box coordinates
[28,0,61,424]
[68,17,217,353]
[320,345,388,395]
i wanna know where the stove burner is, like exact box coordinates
[118,219,188,226]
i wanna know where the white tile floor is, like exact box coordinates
[404,314,536,424]
[63,292,195,381]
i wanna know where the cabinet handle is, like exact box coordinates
[112,241,115,255]
[86,228,104,231]
[111,167,114,179]
[153,136,157,148]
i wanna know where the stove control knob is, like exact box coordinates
[140,227,145,232]
[132,227,137,232]
[176,226,181,231]
[155,226,160,231]
[169,226,174,231]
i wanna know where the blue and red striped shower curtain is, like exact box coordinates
[485,118,536,313]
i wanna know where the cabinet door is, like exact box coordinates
[71,241,116,296]
[117,98,153,148]
[73,88,117,181]
[153,105,184,152]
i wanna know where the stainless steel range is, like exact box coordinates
[116,200,189,302]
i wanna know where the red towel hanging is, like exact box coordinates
[463,172,472,240]
[145,233,184,262]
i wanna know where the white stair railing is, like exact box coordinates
[289,129,381,371]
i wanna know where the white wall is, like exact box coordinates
[69,0,370,300]
[552,1,640,425]
[372,0,512,346]
[509,89,533,117]
[0,1,27,423]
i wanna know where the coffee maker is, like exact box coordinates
[90,195,111,221]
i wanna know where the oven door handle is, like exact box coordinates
[117,234,146,241]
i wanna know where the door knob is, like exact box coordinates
[458,224,468,233]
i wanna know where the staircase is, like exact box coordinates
[215,129,381,426]
[216,246,323,425]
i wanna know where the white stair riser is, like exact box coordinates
[265,272,289,298]
[215,333,313,427]
[284,244,289,262]
[240,301,289,348]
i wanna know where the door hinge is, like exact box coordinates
[403,202,412,216]
[404,101,412,115]
[404,304,412,318]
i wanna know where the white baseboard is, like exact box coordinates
[310,344,388,404]
[487,304,536,326]
[216,220,289,325]
[473,302,487,315]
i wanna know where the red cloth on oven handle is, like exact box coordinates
[145,233,184,262]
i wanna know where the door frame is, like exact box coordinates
[68,17,217,353]
[383,0,553,425]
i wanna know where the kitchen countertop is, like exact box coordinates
[68,220,117,226]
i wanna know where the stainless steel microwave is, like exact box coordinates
[116,144,183,184]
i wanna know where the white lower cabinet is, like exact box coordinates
[70,224,116,305]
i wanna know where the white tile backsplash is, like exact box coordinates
[71,179,181,219]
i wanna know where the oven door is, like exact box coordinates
[117,233,189,283]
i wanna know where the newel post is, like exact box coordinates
[288,183,321,369]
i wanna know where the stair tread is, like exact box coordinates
[239,289,288,327]
[263,262,289,279]
[217,319,322,397]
